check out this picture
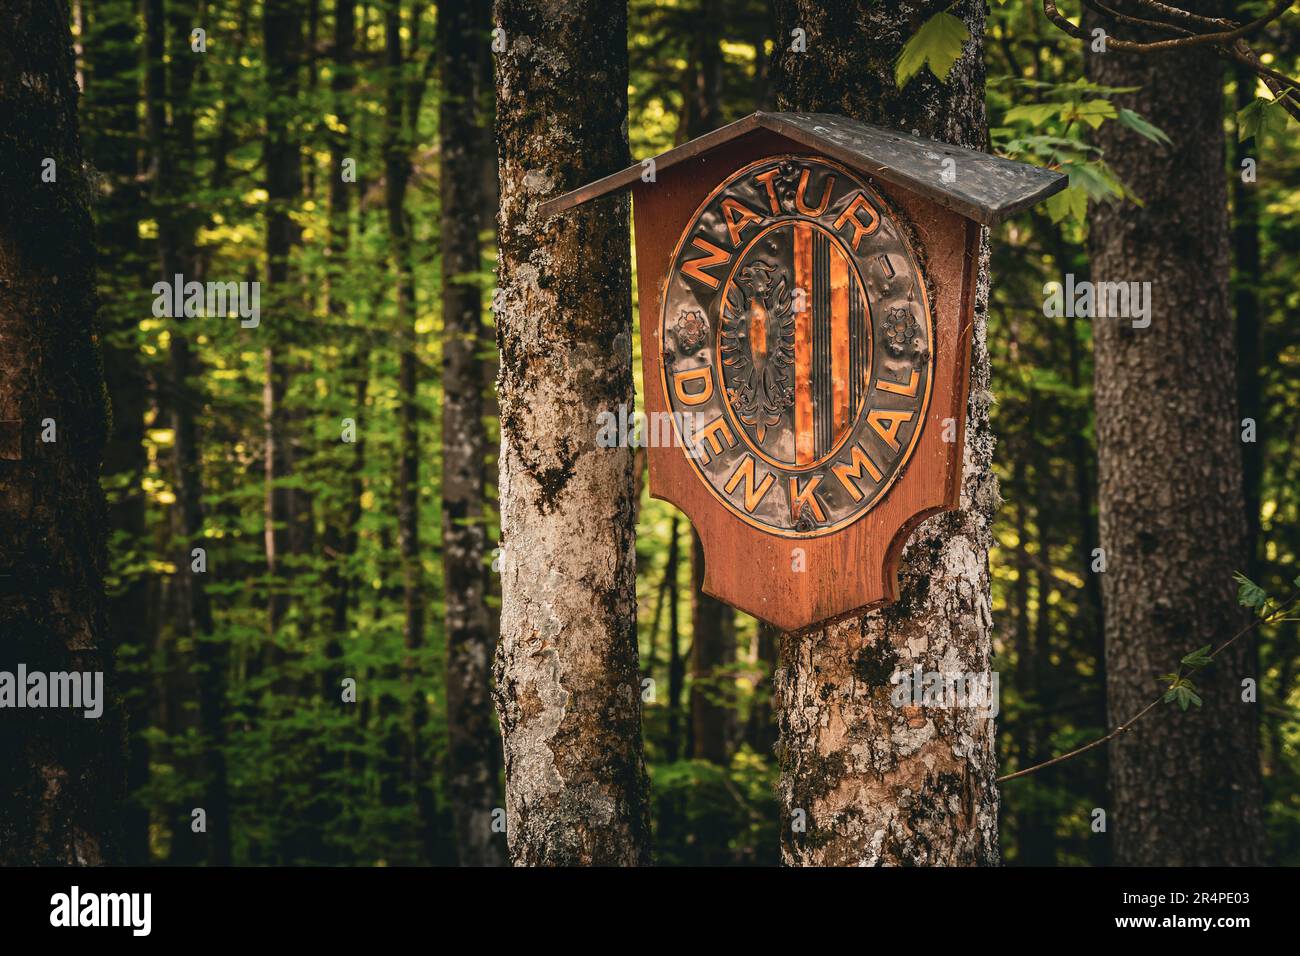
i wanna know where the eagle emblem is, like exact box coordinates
[720,261,795,443]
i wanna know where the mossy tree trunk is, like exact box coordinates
[492,0,652,866]
[769,0,1000,866]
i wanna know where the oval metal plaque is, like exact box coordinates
[659,155,934,538]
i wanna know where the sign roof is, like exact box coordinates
[538,111,1067,226]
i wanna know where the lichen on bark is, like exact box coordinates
[770,0,1000,866]
[492,0,652,866]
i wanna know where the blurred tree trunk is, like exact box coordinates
[746,621,778,756]
[1087,9,1265,866]
[83,0,154,865]
[0,0,123,865]
[684,0,735,768]
[380,2,436,861]
[666,517,683,762]
[322,0,357,696]
[146,0,232,866]
[1009,456,1042,864]
[770,0,999,866]
[1025,456,1057,864]
[311,0,360,865]
[441,0,505,867]
[1232,63,1262,580]
[690,529,733,763]
[262,0,301,648]
[493,0,652,865]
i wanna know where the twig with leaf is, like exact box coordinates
[999,572,1299,784]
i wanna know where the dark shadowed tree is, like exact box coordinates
[0,0,123,866]
[441,0,505,867]
[262,0,303,643]
[146,0,231,866]
[82,0,154,865]
[1086,6,1266,866]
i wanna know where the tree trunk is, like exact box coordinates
[311,0,360,865]
[1232,63,1262,581]
[83,0,154,865]
[769,0,999,866]
[145,0,232,866]
[0,0,123,865]
[689,529,734,764]
[262,0,302,642]
[379,2,436,860]
[492,0,652,866]
[666,516,683,762]
[1087,9,1265,866]
[681,3,737,767]
[441,0,505,867]
[746,621,778,756]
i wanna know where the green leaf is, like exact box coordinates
[1063,99,1117,129]
[895,13,970,87]
[1044,184,1087,225]
[1237,95,1290,143]
[1116,107,1171,145]
[1004,103,1061,127]
[1233,571,1268,613]
[1180,644,1212,668]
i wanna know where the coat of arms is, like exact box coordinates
[659,155,932,537]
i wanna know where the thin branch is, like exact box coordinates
[998,591,1298,784]
[1042,0,1294,53]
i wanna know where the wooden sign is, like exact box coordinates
[542,112,1065,631]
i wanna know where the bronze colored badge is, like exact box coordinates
[544,111,1065,628]
[660,156,933,537]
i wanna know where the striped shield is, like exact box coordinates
[722,220,871,468]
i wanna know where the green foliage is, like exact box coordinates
[649,752,780,866]
[78,0,1300,869]
[991,78,1167,225]
[1237,93,1293,143]
[895,12,970,87]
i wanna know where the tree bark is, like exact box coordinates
[441,0,505,867]
[1087,7,1266,866]
[769,0,999,866]
[0,0,123,865]
[492,0,652,866]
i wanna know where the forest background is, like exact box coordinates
[22,0,1300,866]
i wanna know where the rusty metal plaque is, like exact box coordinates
[659,156,933,538]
